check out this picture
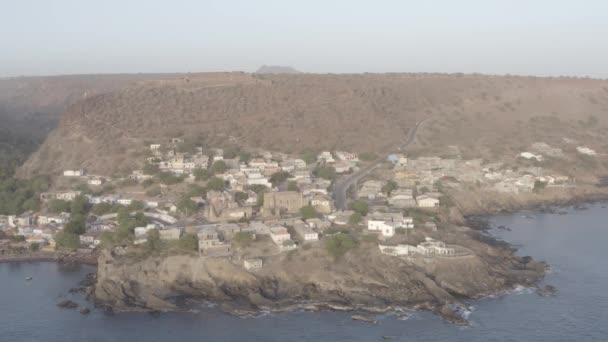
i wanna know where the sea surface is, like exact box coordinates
[1,204,608,341]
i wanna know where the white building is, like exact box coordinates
[269,226,291,244]
[317,151,335,163]
[88,178,103,186]
[519,152,544,162]
[417,195,440,208]
[63,169,85,177]
[294,224,319,241]
[244,258,263,270]
[577,146,597,156]
[368,220,397,237]
[117,198,133,206]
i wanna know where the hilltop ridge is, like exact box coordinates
[18,72,608,177]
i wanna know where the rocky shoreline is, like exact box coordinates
[11,196,597,324]
[0,251,98,265]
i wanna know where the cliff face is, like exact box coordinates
[94,236,544,317]
[19,73,608,177]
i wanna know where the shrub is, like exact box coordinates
[382,180,398,195]
[158,172,184,185]
[177,196,198,215]
[269,171,291,187]
[359,152,377,161]
[48,199,70,214]
[349,212,362,225]
[300,205,319,220]
[325,233,357,260]
[206,177,226,192]
[210,160,227,175]
[233,231,254,247]
[234,191,249,203]
[287,181,299,191]
[55,232,80,249]
[178,234,199,251]
[349,200,369,216]
[143,163,160,175]
[145,229,162,253]
[194,168,210,182]
[314,166,336,180]
[91,202,116,216]
[145,187,162,197]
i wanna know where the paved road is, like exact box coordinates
[332,119,426,210]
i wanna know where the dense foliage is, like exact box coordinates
[0,176,49,215]
[325,233,357,260]
[349,200,369,216]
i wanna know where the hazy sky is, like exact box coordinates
[2,0,607,77]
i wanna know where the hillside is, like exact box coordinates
[0,74,174,177]
[19,72,608,177]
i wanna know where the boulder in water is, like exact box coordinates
[57,300,79,309]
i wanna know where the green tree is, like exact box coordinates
[533,180,547,193]
[158,172,184,185]
[269,171,291,187]
[70,195,90,216]
[186,184,207,198]
[382,180,398,195]
[48,199,71,213]
[91,202,115,216]
[64,214,86,235]
[177,196,198,215]
[238,151,252,164]
[359,152,377,161]
[300,205,319,220]
[314,166,336,180]
[193,168,210,181]
[325,233,357,260]
[178,234,199,251]
[55,232,80,249]
[210,160,227,175]
[233,231,254,247]
[143,162,160,175]
[146,187,162,197]
[234,191,249,203]
[349,212,362,225]
[133,212,149,227]
[287,181,299,191]
[301,150,317,165]
[248,184,268,194]
[99,231,115,246]
[349,200,369,216]
[29,242,40,251]
[127,200,145,212]
[145,229,162,253]
[207,177,226,192]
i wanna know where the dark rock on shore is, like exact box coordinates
[57,300,79,309]
[536,285,557,297]
[79,308,90,315]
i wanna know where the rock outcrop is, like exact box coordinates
[94,233,544,320]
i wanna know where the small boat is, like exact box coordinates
[25,277,32,281]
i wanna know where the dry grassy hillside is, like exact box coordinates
[19,72,608,177]
[0,73,177,176]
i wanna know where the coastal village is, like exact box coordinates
[0,136,598,270]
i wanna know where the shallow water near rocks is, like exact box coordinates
[1,204,607,341]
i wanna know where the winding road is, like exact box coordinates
[332,119,426,210]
